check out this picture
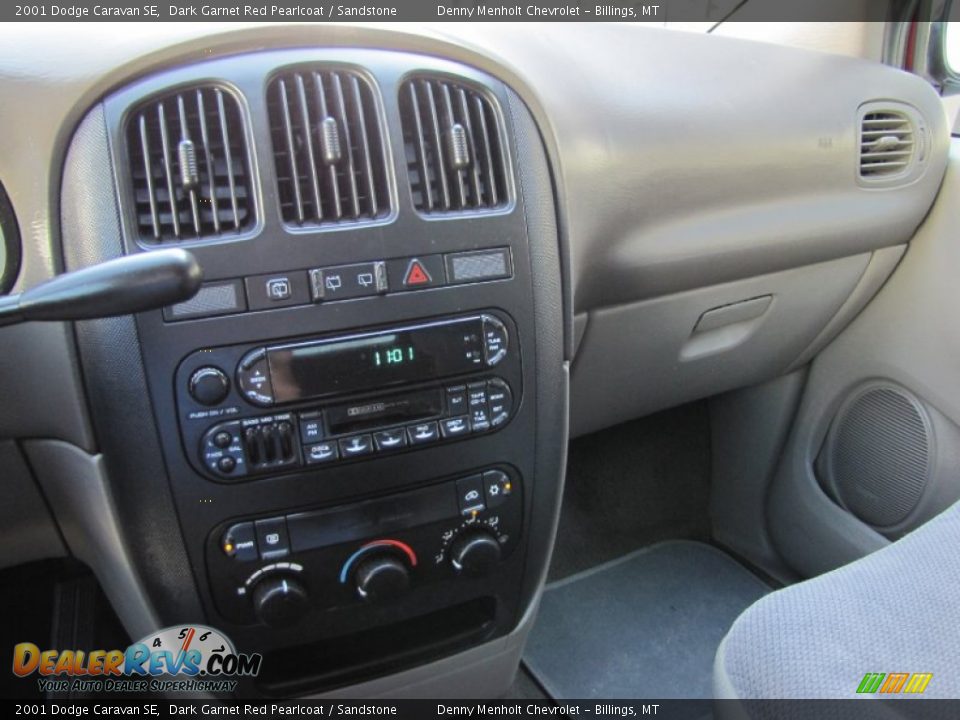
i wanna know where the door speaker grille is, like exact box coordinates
[825,384,931,528]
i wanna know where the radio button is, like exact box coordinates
[408,421,440,445]
[468,382,491,431]
[339,435,374,457]
[237,349,275,407]
[446,385,468,415]
[468,382,488,408]
[299,412,324,444]
[305,442,338,464]
[189,366,231,406]
[482,315,509,366]
[217,456,237,474]
[487,379,514,428]
[213,431,233,449]
[441,416,471,438]
[374,428,408,451]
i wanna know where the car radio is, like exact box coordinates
[174,311,522,482]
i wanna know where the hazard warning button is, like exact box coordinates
[387,255,446,291]
[404,259,432,286]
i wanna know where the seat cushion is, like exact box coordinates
[714,501,960,700]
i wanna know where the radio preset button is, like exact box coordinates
[374,428,408,451]
[407,421,440,445]
[305,442,338,464]
[236,349,275,407]
[441,416,471,438]
[339,435,374,457]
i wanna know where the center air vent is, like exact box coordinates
[127,86,254,244]
[399,76,509,214]
[859,109,916,180]
[267,68,391,229]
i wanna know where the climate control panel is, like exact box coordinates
[206,467,523,627]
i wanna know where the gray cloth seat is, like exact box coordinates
[714,501,960,700]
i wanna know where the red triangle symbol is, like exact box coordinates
[404,260,431,286]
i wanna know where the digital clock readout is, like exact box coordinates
[373,346,415,367]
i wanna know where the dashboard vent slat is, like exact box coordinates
[127,86,253,244]
[399,76,508,214]
[267,68,390,229]
[859,110,915,179]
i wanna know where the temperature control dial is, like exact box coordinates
[354,554,411,602]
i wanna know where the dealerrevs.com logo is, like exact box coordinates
[12,625,261,694]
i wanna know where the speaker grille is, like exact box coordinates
[831,386,930,527]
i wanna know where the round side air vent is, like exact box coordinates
[0,181,21,295]
[823,383,932,528]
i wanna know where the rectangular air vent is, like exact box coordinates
[399,76,509,214]
[859,111,915,179]
[127,86,254,244]
[267,68,391,228]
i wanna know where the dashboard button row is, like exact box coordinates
[298,380,513,471]
[166,248,513,322]
[203,378,515,479]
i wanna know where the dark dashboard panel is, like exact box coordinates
[56,47,566,695]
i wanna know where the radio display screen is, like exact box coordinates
[266,317,484,402]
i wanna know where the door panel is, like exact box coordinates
[769,139,960,578]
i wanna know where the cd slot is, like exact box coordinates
[325,388,444,436]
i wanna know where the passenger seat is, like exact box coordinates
[714,501,960,701]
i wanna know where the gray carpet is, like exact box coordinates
[525,541,770,700]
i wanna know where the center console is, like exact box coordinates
[62,46,567,697]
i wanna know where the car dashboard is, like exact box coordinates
[0,22,950,699]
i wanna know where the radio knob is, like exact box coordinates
[188,366,230,406]
[252,574,310,628]
[449,529,502,577]
[354,554,411,603]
